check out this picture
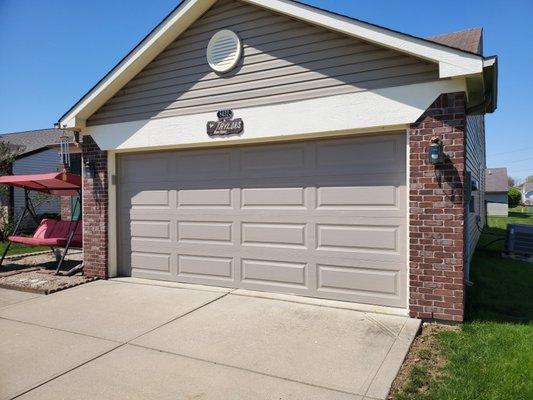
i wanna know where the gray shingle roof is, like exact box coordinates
[0,128,73,157]
[427,28,483,55]
[485,168,508,193]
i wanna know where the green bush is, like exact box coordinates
[508,187,522,208]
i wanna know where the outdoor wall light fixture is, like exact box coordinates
[428,137,445,165]
[83,159,95,179]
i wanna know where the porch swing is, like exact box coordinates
[0,131,83,275]
[0,172,82,275]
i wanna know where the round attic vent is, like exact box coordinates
[207,30,242,73]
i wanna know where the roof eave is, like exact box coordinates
[483,55,498,113]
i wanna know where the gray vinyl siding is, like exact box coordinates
[12,149,60,228]
[87,0,439,126]
[465,114,486,263]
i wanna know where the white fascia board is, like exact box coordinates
[86,79,466,152]
[59,0,217,129]
[242,0,483,79]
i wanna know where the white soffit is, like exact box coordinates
[87,79,467,152]
[60,0,482,130]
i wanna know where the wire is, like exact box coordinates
[489,146,533,157]
[478,238,506,250]
[498,157,533,164]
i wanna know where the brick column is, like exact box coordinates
[81,135,108,279]
[409,92,467,322]
[60,197,71,221]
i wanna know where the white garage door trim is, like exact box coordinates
[114,132,408,308]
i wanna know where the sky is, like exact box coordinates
[0,0,532,181]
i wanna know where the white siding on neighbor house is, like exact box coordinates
[465,114,486,265]
[486,192,508,216]
[12,149,60,226]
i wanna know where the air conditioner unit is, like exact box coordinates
[504,223,533,263]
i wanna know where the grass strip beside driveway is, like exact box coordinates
[392,207,533,400]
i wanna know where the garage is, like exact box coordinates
[117,132,407,308]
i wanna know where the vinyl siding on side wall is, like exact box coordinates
[12,149,60,227]
[465,114,486,265]
[87,0,440,126]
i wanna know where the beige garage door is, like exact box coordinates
[117,133,407,307]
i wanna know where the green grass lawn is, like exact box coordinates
[0,241,49,256]
[393,207,533,400]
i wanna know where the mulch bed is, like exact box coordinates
[0,251,97,294]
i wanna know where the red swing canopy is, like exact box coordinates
[0,172,81,196]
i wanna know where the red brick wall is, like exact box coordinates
[409,92,467,322]
[60,197,71,221]
[81,135,108,279]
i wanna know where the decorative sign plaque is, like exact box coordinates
[207,109,244,137]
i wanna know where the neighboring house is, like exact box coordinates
[58,0,498,322]
[485,168,509,216]
[522,182,533,206]
[0,129,80,228]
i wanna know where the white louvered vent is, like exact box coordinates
[207,30,242,73]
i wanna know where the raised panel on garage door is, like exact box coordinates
[117,132,407,308]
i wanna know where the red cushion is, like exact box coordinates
[8,219,82,248]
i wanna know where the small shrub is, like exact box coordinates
[508,187,522,208]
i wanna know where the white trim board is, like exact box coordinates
[87,79,466,152]
[60,0,482,130]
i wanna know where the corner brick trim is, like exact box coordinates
[60,197,71,221]
[408,92,466,322]
[81,135,108,279]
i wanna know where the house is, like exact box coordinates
[522,182,533,206]
[0,129,80,227]
[57,0,498,322]
[485,168,508,216]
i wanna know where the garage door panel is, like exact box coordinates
[119,155,171,184]
[131,252,171,272]
[241,187,306,208]
[240,144,306,173]
[316,135,404,171]
[177,188,233,208]
[316,223,399,253]
[241,223,307,249]
[241,259,309,288]
[131,221,170,239]
[176,150,233,178]
[118,133,407,308]
[177,254,234,281]
[130,190,170,207]
[178,221,233,244]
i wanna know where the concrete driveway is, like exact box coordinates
[0,279,420,400]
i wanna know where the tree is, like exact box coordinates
[525,175,533,184]
[0,142,20,240]
[508,176,516,188]
[508,187,522,208]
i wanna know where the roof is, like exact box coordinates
[0,172,81,196]
[58,0,492,130]
[427,28,483,56]
[485,168,508,192]
[522,182,533,193]
[0,129,73,157]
